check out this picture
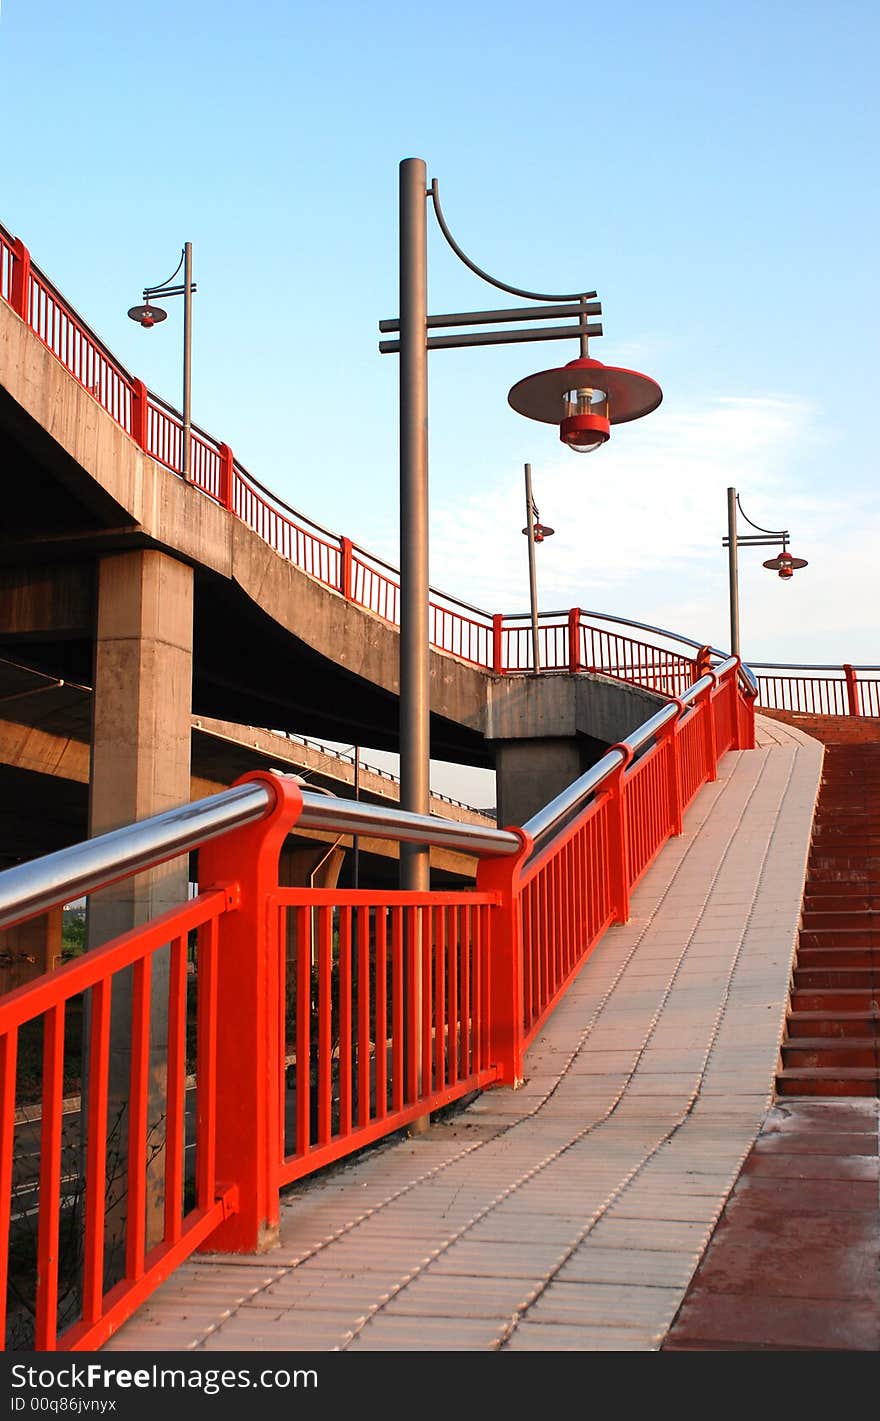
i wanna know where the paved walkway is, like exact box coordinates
[107,715,825,1352]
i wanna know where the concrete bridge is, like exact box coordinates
[1,223,877,1357]
[0,273,663,986]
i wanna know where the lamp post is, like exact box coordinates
[128,244,196,481]
[723,486,808,658]
[521,463,554,673]
[380,157,662,893]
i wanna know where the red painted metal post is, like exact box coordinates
[568,608,581,674]
[218,443,235,512]
[197,771,304,1253]
[843,664,861,716]
[10,237,31,321]
[661,702,685,836]
[475,828,532,1087]
[130,378,149,452]
[699,674,719,781]
[340,536,354,601]
[695,645,712,679]
[492,613,504,674]
[606,747,635,924]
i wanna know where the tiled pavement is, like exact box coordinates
[106,714,847,1352]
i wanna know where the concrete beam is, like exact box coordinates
[487,671,666,826]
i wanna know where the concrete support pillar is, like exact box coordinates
[88,550,195,928]
[87,549,194,1257]
[494,737,602,828]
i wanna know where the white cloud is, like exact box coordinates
[428,393,879,667]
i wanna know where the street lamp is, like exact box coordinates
[521,462,554,674]
[723,486,808,658]
[128,243,196,481]
[379,157,663,895]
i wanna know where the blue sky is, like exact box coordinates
[1,1,878,800]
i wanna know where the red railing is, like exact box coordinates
[0,220,723,699]
[751,664,880,718]
[276,891,498,1186]
[0,661,754,1350]
[0,887,236,1352]
[0,222,873,711]
[509,665,742,1051]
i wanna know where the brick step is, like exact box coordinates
[807,863,880,875]
[775,1066,880,1098]
[796,947,880,969]
[781,1038,879,1069]
[807,886,880,898]
[804,903,880,918]
[812,817,880,827]
[801,910,880,929]
[791,987,879,1012]
[787,1010,880,1038]
[819,790,880,797]
[799,930,880,949]
[813,815,880,826]
[810,833,880,846]
[813,815,880,827]
[793,967,879,989]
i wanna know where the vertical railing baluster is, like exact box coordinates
[295,906,311,1156]
[196,919,218,1210]
[375,908,387,1120]
[126,958,151,1282]
[338,908,352,1137]
[0,1028,18,1344]
[318,911,332,1145]
[421,909,432,1098]
[435,907,446,1090]
[357,906,370,1127]
[35,1005,64,1349]
[164,937,187,1247]
[82,981,110,1325]
[448,906,459,1087]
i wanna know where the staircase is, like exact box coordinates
[777,739,880,1097]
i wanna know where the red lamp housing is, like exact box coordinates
[508,355,662,453]
[523,521,555,543]
[763,550,808,580]
[127,303,168,329]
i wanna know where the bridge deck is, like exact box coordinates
[105,716,824,1352]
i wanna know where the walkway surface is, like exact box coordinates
[106,714,846,1352]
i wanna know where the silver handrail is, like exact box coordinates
[0,659,742,932]
[749,662,880,673]
[0,781,273,932]
[295,794,518,857]
[0,780,520,933]
[522,660,737,854]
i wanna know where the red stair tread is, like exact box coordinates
[780,740,880,1101]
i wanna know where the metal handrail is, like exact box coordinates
[749,662,880,672]
[522,661,736,853]
[296,794,518,856]
[0,659,743,932]
[0,780,520,934]
[0,782,273,931]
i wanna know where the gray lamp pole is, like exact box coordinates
[727,486,740,659]
[521,464,554,673]
[398,158,431,896]
[380,156,662,1105]
[128,243,196,481]
[525,463,540,673]
[723,487,808,660]
[182,241,193,482]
